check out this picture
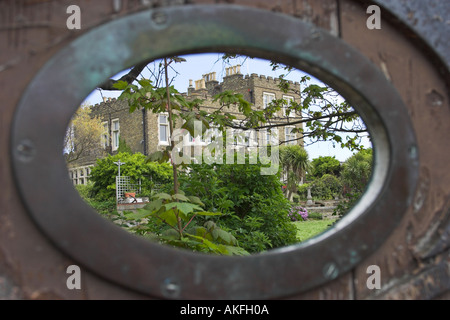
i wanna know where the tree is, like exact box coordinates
[178,155,298,253]
[340,148,373,195]
[279,145,311,201]
[310,156,341,179]
[93,54,369,255]
[98,54,369,151]
[64,104,105,163]
[111,58,250,255]
[333,148,373,220]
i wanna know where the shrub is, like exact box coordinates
[307,212,323,220]
[340,148,373,195]
[178,158,298,253]
[75,181,95,200]
[74,182,117,216]
[331,148,373,224]
[297,174,342,200]
[288,206,308,221]
[123,192,249,256]
[89,152,173,201]
[309,156,341,179]
[311,174,342,200]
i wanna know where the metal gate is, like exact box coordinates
[1,0,448,300]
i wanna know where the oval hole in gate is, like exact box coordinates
[64,53,373,256]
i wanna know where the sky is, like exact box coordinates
[82,53,371,162]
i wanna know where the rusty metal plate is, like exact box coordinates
[10,5,419,299]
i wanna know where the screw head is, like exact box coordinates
[151,11,168,27]
[323,262,339,280]
[161,278,180,298]
[16,139,36,163]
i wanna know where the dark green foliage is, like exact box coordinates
[117,137,133,154]
[297,174,342,200]
[123,192,249,256]
[340,148,373,195]
[309,156,341,179]
[279,145,311,200]
[311,174,342,200]
[332,148,373,223]
[89,152,173,201]
[332,192,361,220]
[178,158,298,253]
[74,182,117,217]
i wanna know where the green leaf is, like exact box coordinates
[164,202,202,215]
[112,80,129,90]
[187,196,204,207]
[138,78,152,87]
[195,211,222,216]
[123,209,151,220]
[222,245,250,256]
[161,229,180,240]
[158,209,178,227]
[154,193,172,200]
[185,234,223,253]
[147,151,164,162]
[185,226,211,240]
[143,198,164,212]
[172,193,190,202]
[214,228,236,245]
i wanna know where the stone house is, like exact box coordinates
[68,65,303,185]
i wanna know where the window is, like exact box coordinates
[228,120,246,148]
[204,126,220,144]
[101,121,109,149]
[282,95,294,117]
[112,119,120,151]
[244,130,257,147]
[186,131,203,145]
[285,126,296,145]
[263,92,275,109]
[265,129,278,146]
[159,113,169,145]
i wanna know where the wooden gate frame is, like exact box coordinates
[0,0,448,300]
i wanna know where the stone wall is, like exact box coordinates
[68,65,305,174]
[90,98,146,155]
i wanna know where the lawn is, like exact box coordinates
[293,219,337,242]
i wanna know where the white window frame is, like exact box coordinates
[282,95,294,117]
[263,92,275,109]
[111,119,120,151]
[158,113,170,146]
[285,126,297,145]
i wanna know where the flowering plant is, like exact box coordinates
[288,206,308,221]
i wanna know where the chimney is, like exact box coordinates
[195,79,206,90]
[225,65,241,77]
[203,72,217,82]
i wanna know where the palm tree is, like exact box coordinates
[279,145,311,201]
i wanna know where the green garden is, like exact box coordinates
[70,55,373,256]
[75,146,372,256]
